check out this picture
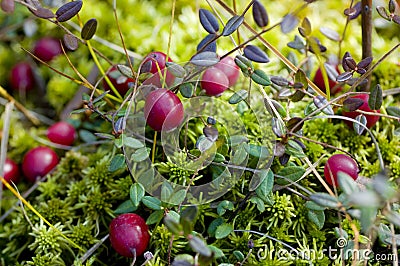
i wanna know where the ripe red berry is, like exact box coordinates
[103,65,135,96]
[313,65,342,95]
[33,37,63,62]
[342,93,381,129]
[214,56,240,86]
[47,121,76,146]
[201,67,229,96]
[22,147,59,182]
[142,51,174,88]
[109,213,150,258]
[144,88,184,132]
[10,62,35,91]
[324,154,358,187]
[3,158,20,185]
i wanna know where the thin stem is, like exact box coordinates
[361,0,373,91]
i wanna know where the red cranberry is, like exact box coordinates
[3,158,20,185]
[10,62,35,91]
[313,65,342,95]
[214,56,240,86]
[142,51,174,88]
[22,147,59,182]
[342,93,381,129]
[33,37,63,62]
[109,213,150,258]
[47,121,76,146]
[201,67,229,96]
[324,154,358,187]
[103,65,135,96]
[144,88,184,132]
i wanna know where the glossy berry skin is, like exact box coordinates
[22,147,59,182]
[10,62,35,91]
[324,154,358,187]
[144,88,184,132]
[109,213,150,258]
[214,56,240,86]
[33,37,63,62]
[201,67,229,96]
[47,121,76,146]
[3,158,20,185]
[313,65,342,95]
[142,51,174,88]
[342,93,381,129]
[103,65,135,96]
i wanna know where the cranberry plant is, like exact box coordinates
[0,0,400,265]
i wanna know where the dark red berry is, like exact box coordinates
[324,154,358,187]
[103,65,135,96]
[10,62,35,91]
[22,146,59,182]
[109,213,150,258]
[47,121,76,146]
[144,88,184,132]
[3,158,20,185]
[201,67,229,96]
[33,37,63,62]
[342,93,381,129]
[214,56,240,86]
[313,65,342,95]
[142,51,174,88]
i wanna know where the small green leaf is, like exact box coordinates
[215,223,233,239]
[179,83,194,98]
[166,62,186,78]
[164,213,182,235]
[229,89,248,104]
[310,193,340,208]
[368,84,383,110]
[255,169,274,200]
[79,129,97,143]
[142,196,162,210]
[307,209,325,230]
[180,206,198,235]
[114,199,137,214]
[81,18,97,40]
[130,183,145,207]
[217,200,234,216]
[245,144,270,159]
[227,135,248,147]
[285,139,305,158]
[233,250,245,261]
[387,106,400,118]
[251,69,271,86]
[276,166,305,185]
[249,196,265,212]
[131,147,149,162]
[337,171,360,195]
[170,189,187,205]
[188,235,212,257]
[231,143,248,165]
[208,218,224,237]
[146,210,164,225]
[161,181,173,202]
[122,135,144,149]
[108,154,126,172]
[305,201,326,211]
[294,68,308,89]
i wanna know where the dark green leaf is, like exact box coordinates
[114,199,137,214]
[264,99,286,118]
[243,45,269,63]
[255,169,274,200]
[353,114,367,135]
[343,97,364,112]
[142,196,162,210]
[207,218,224,237]
[290,90,305,102]
[56,0,83,22]
[130,183,145,207]
[213,153,225,163]
[228,135,248,147]
[251,69,271,86]
[146,210,164,225]
[245,144,270,159]
[286,117,303,132]
[294,69,308,89]
[217,200,234,216]
[199,9,220,34]
[161,181,173,202]
[304,101,318,116]
[131,147,149,162]
[305,201,325,211]
[169,189,187,205]
[81,18,97,40]
[234,54,254,76]
[188,235,212,257]
[215,223,233,239]
[252,0,269,27]
[368,84,383,110]
[387,106,400,118]
[222,15,244,36]
[191,51,219,67]
[197,34,217,52]
[276,165,305,185]
[250,195,266,212]
[310,192,340,208]
[164,214,182,235]
[229,89,248,104]
[233,250,245,261]
[285,139,306,158]
[179,83,194,98]
[180,206,198,235]
[108,154,126,172]
[389,0,396,13]
[79,129,97,143]
[307,209,325,229]
[166,62,186,78]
